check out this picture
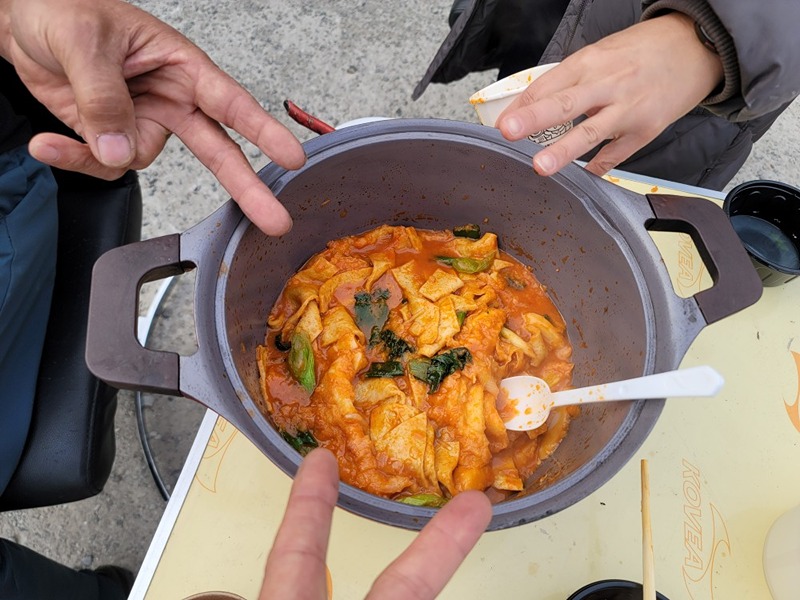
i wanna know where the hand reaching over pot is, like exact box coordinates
[496,12,723,179]
[0,0,305,235]
[259,449,492,600]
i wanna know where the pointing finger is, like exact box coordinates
[260,449,339,600]
[172,109,294,236]
[366,491,492,600]
[193,64,306,171]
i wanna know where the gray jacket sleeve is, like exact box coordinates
[642,0,800,121]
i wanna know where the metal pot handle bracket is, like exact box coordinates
[645,193,763,323]
[86,233,187,395]
[86,207,276,447]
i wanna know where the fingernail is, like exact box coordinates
[503,116,523,137]
[534,153,556,175]
[97,133,132,166]
[35,144,60,163]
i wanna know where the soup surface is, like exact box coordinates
[257,225,575,506]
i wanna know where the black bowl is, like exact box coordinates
[723,180,800,286]
[567,579,670,600]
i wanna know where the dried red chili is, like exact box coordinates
[283,100,335,135]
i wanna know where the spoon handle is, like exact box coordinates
[550,365,724,408]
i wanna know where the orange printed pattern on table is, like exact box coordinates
[196,418,238,493]
[680,458,732,600]
[784,350,800,434]
[674,234,709,296]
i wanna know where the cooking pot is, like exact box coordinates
[86,119,761,531]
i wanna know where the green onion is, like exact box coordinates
[288,331,316,393]
[435,254,494,274]
[398,493,449,507]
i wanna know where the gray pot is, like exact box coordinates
[87,119,761,530]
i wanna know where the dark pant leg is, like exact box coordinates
[0,150,126,600]
[0,145,57,492]
[0,539,127,600]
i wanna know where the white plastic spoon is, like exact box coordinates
[499,365,724,431]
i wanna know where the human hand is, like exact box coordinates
[0,0,305,235]
[260,448,492,600]
[497,12,723,179]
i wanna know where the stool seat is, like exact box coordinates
[0,170,142,511]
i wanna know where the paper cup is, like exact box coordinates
[469,63,572,146]
[763,504,800,599]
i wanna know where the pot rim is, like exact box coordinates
[213,119,669,530]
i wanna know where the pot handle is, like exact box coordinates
[86,234,191,394]
[645,194,762,324]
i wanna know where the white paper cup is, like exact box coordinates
[763,504,800,600]
[469,63,573,146]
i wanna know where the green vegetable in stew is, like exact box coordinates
[408,347,472,393]
[354,288,390,339]
[365,361,405,378]
[504,275,527,290]
[435,253,495,274]
[370,328,415,360]
[452,224,481,239]
[398,493,449,507]
[288,331,316,393]
[408,357,432,382]
[281,430,318,456]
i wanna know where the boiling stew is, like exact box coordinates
[256,225,575,506]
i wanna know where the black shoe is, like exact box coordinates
[94,565,135,597]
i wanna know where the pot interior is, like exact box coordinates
[222,129,651,511]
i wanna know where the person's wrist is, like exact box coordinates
[662,11,723,96]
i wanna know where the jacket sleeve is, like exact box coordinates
[641,0,800,121]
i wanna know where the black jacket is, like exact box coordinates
[0,90,30,155]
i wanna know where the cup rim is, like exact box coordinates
[723,179,800,276]
[469,63,559,105]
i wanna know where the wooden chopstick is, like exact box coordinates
[641,459,656,600]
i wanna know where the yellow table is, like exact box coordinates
[131,175,800,600]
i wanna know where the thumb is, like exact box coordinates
[64,49,137,168]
